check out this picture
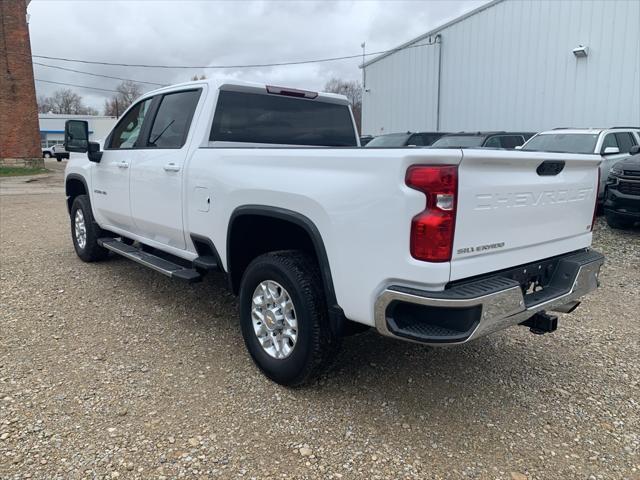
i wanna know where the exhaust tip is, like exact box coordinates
[551,301,581,314]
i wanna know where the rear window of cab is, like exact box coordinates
[210,90,357,147]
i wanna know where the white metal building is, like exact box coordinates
[361,0,640,136]
[39,114,116,148]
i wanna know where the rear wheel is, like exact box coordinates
[43,152,51,158]
[605,212,634,230]
[239,251,339,386]
[70,195,109,262]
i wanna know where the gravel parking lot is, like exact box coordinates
[1,160,639,480]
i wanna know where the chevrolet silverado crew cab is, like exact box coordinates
[63,79,604,386]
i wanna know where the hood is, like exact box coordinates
[614,154,640,171]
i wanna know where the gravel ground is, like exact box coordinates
[1,162,639,479]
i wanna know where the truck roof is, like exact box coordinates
[142,78,351,106]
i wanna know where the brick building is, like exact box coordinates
[0,0,44,168]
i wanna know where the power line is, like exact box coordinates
[33,61,166,86]
[35,78,120,93]
[25,40,438,69]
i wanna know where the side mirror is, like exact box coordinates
[602,146,620,155]
[87,141,103,163]
[64,120,89,153]
[630,145,640,155]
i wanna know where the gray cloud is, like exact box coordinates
[28,0,487,112]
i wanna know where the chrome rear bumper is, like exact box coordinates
[374,250,604,345]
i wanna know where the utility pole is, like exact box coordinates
[360,42,366,90]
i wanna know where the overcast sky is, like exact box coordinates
[28,0,488,113]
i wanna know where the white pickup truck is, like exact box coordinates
[64,79,604,386]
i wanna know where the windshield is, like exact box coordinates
[521,133,599,154]
[365,133,411,147]
[430,135,485,148]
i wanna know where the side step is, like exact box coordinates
[192,255,218,271]
[98,238,202,283]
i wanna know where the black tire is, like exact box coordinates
[239,251,340,387]
[605,212,633,230]
[43,152,51,158]
[70,195,109,262]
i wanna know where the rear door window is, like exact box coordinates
[210,90,357,147]
[146,89,202,149]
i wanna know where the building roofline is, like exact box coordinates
[361,0,504,68]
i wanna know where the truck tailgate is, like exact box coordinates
[450,149,600,281]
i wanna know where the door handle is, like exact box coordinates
[117,161,129,169]
[163,162,181,172]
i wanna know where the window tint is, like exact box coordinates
[499,135,525,149]
[422,134,442,146]
[601,134,619,153]
[148,90,201,149]
[408,134,424,146]
[210,90,357,146]
[108,98,152,149]
[614,132,636,153]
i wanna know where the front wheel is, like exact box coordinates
[43,152,51,158]
[239,251,339,387]
[70,195,109,262]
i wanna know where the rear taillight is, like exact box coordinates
[591,167,601,231]
[406,165,458,262]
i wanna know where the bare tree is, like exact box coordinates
[323,78,362,133]
[104,80,143,116]
[37,94,54,113]
[37,89,98,115]
[190,74,207,81]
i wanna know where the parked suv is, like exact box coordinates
[520,127,640,200]
[365,131,447,147]
[604,145,640,229]
[430,131,535,149]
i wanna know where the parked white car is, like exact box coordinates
[50,144,70,161]
[520,127,640,200]
[62,79,604,386]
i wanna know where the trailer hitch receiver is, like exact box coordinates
[521,311,558,335]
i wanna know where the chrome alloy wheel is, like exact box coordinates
[74,209,87,249]
[251,280,298,359]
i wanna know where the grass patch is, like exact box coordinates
[0,167,49,177]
